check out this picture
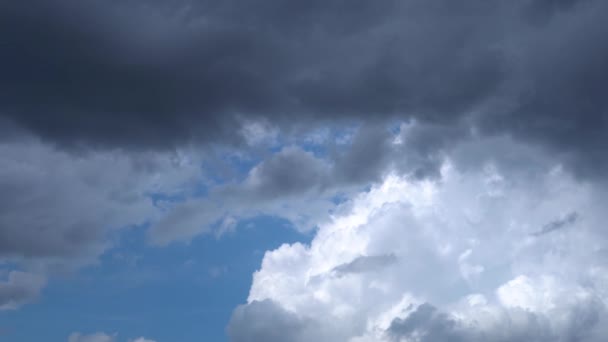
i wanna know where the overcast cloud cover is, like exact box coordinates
[1,0,608,341]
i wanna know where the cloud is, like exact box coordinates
[229,146,608,341]
[67,333,156,342]
[68,332,116,342]
[532,211,580,237]
[0,271,46,310]
[2,0,608,183]
[242,146,331,198]
[147,145,336,244]
[0,137,200,261]
[228,300,338,342]
[145,123,466,245]
[0,136,201,305]
[332,254,397,277]
[387,303,471,342]
[2,0,608,272]
[129,338,157,342]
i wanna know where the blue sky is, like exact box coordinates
[1,217,310,342]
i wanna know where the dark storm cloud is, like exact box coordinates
[1,0,607,168]
[1,0,501,146]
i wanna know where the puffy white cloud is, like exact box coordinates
[229,146,608,341]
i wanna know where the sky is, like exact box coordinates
[1,0,608,341]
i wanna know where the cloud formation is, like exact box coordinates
[1,0,607,182]
[1,1,608,339]
[229,147,608,341]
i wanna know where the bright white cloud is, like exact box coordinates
[229,149,608,341]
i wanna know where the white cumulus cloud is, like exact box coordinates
[229,152,608,341]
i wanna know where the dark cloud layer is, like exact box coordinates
[2,0,607,179]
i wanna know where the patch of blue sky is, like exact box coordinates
[1,216,311,342]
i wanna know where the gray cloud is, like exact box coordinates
[242,147,331,199]
[0,271,46,310]
[228,300,338,342]
[387,301,607,342]
[228,300,608,342]
[387,303,472,342]
[332,254,397,276]
[0,139,199,260]
[2,0,607,182]
[532,211,580,237]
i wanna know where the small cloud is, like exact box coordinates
[208,266,228,279]
[215,216,238,239]
[332,254,397,277]
[68,332,116,342]
[129,338,157,342]
[532,211,579,237]
[0,271,46,310]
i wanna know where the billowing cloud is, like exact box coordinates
[229,144,608,341]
